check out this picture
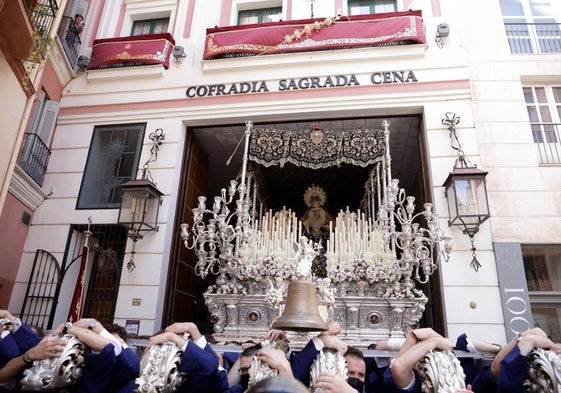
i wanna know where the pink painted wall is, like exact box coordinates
[0,193,31,309]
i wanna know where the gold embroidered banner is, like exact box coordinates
[204,10,424,60]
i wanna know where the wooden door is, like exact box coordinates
[163,130,211,330]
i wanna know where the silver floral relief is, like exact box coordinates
[21,334,85,390]
[416,350,465,393]
[135,336,187,393]
[309,348,348,390]
[524,348,561,393]
[204,292,226,333]
[0,318,13,332]
[248,341,279,389]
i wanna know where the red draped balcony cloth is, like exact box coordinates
[88,33,175,70]
[203,10,424,60]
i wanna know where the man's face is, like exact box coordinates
[239,355,252,375]
[345,354,366,382]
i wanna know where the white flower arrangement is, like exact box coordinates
[206,282,248,295]
[327,258,396,284]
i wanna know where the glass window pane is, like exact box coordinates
[535,87,547,102]
[238,10,259,25]
[532,307,561,341]
[374,0,397,13]
[524,87,535,103]
[531,124,543,142]
[131,21,151,35]
[545,125,558,142]
[349,0,373,15]
[523,246,561,291]
[530,0,553,17]
[77,124,146,209]
[131,18,169,35]
[152,19,169,33]
[527,106,539,122]
[552,87,561,103]
[540,106,553,122]
[262,8,282,22]
[238,8,281,25]
[499,0,524,16]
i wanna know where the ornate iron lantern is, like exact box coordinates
[442,113,490,271]
[118,178,163,238]
[118,128,165,272]
[443,166,490,237]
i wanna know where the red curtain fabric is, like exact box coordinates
[204,11,424,60]
[67,245,88,323]
[88,33,175,70]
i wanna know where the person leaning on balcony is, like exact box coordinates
[65,13,85,50]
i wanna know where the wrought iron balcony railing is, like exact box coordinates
[505,22,561,54]
[17,133,51,186]
[531,123,561,165]
[57,15,82,68]
[26,0,58,39]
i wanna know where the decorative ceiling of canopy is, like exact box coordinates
[191,116,422,219]
[249,125,385,169]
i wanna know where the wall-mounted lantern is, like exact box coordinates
[441,113,490,271]
[118,128,165,272]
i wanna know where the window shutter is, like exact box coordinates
[35,100,59,145]
[28,90,46,135]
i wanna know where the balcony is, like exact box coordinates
[17,133,51,186]
[505,23,561,54]
[57,15,82,69]
[87,33,175,70]
[27,0,58,39]
[203,10,425,60]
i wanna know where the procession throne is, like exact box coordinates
[181,120,452,349]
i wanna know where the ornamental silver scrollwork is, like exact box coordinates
[523,348,561,393]
[0,318,13,332]
[416,349,465,393]
[20,334,85,390]
[248,340,279,389]
[135,334,188,393]
[309,348,348,392]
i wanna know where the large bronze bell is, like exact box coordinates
[272,280,328,332]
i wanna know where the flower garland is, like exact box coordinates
[327,258,397,284]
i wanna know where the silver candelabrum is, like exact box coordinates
[377,178,453,290]
[180,121,254,283]
[365,119,453,292]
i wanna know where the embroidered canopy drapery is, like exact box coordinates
[203,10,424,60]
[88,33,175,70]
[248,127,385,169]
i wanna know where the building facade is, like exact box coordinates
[2,0,561,345]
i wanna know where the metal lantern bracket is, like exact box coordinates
[118,128,165,272]
[442,113,490,272]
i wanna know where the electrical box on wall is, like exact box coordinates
[437,23,450,37]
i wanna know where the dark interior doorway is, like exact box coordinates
[166,114,445,334]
